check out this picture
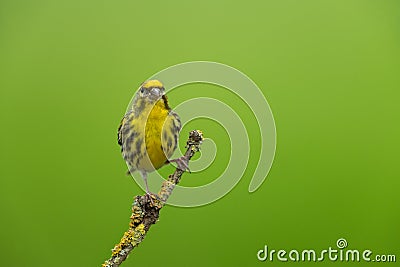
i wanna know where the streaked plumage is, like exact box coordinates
[118,80,181,194]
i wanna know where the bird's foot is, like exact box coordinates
[168,155,191,172]
[144,192,155,205]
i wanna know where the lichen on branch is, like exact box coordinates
[102,130,203,267]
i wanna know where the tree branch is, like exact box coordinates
[102,130,204,267]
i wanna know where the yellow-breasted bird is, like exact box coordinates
[118,80,187,196]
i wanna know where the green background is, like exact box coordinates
[1,0,399,266]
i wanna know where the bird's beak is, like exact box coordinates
[150,87,162,99]
[152,87,160,95]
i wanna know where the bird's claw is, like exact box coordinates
[145,192,155,205]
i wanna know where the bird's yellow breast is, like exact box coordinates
[121,97,179,174]
[143,100,170,170]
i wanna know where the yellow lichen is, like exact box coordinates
[112,243,122,256]
[135,224,145,235]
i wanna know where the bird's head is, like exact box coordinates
[137,80,165,103]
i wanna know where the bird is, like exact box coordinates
[117,80,188,197]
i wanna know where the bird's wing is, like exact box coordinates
[162,111,181,158]
[117,118,124,146]
[117,112,131,147]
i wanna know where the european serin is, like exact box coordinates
[118,80,187,196]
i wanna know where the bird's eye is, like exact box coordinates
[140,88,144,93]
